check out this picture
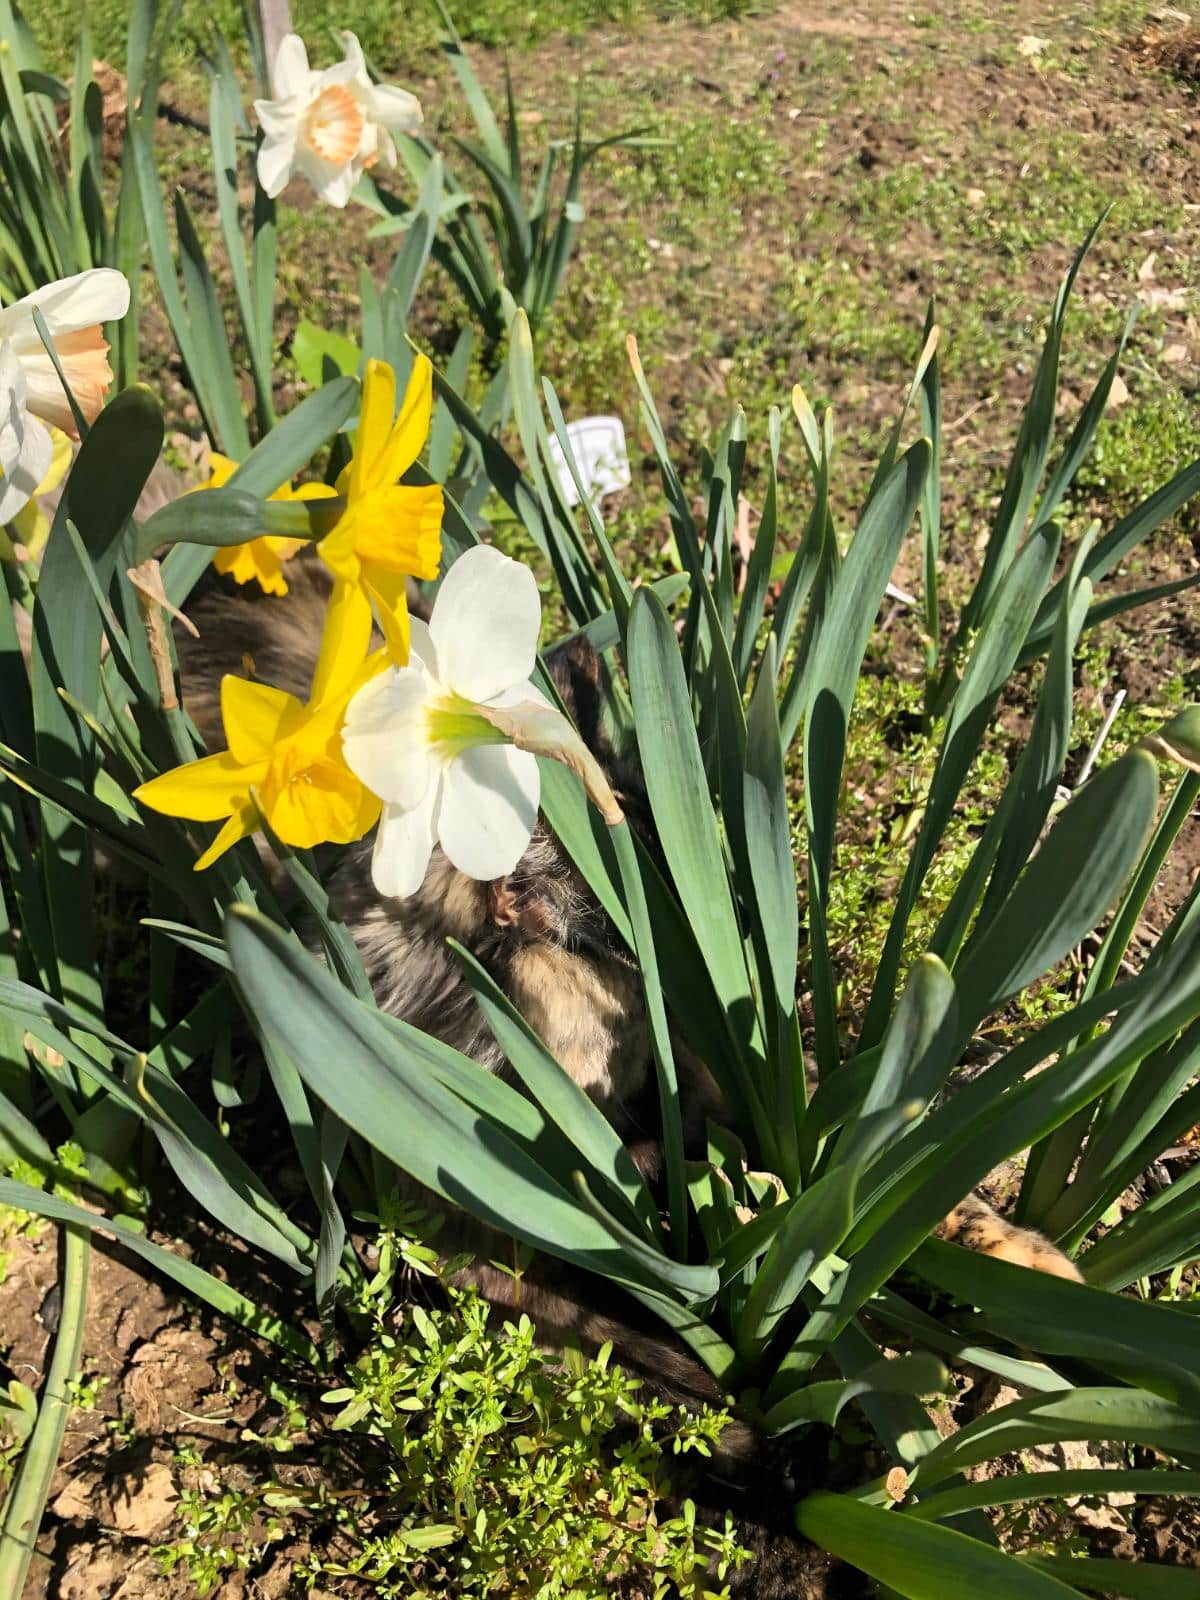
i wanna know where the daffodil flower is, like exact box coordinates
[0,268,128,523]
[311,355,443,699]
[340,545,550,896]
[254,32,422,209]
[200,452,337,596]
[133,661,384,870]
[0,268,130,435]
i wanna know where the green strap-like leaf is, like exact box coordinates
[795,1491,1081,1598]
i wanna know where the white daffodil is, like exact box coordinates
[254,32,422,210]
[0,267,129,522]
[0,267,130,437]
[342,545,546,897]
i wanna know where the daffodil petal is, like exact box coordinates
[408,616,438,675]
[351,358,397,499]
[0,389,51,524]
[362,561,411,666]
[203,453,240,490]
[430,545,540,703]
[222,675,306,765]
[437,743,539,883]
[371,787,440,898]
[194,801,260,871]
[133,751,262,823]
[310,579,374,705]
[342,663,435,809]
[375,352,433,487]
[269,32,311,98]
[0,268,130,343]
[285,481,338,502]
[255,128,297,198]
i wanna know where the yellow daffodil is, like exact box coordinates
[0,424,71,559]
[133,658,384,870]
[200,453,337,597]
[311,354,443,701]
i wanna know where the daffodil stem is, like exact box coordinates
[0,1224,90,1596]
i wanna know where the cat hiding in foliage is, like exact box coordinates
[177,555,1078,1598]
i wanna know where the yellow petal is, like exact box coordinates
[201,453,240,490]
[362,561,411,667]
[309,579,374,706]
[276,480,338,503]
[374,352,434,489]
[213,536,306,595]
[36,426,72,496]
[221,675,306,765]
[133,751,263,822]
[350,359,397,500]
[194,800,260,871]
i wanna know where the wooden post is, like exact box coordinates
[257,0,293,89]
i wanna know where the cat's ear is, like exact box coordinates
[545,634,607,753]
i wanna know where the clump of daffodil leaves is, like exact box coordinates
[134,357,618,889]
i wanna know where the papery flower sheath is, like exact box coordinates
[341,544,546,897]
[133,658,384,869]
[201,452,337,597]
[311,355,443,699]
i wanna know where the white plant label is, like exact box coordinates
[546,415,632,514]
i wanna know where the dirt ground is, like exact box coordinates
[5,0,1200,1594]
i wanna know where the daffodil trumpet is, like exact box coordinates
[132,488,345,567]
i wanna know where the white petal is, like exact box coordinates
[342,664,435,809]
[255,129,297,197]
[0,406,51,524]
[338,30,369,81]
[253,96,302,139]
[270,34,312,100]
[369,83,423,134]
[294,147,357,207]
[484,679,553,712]
[437,743,539,883]
[372,789,440,898]
[0,269,130,348]
[408,616,438,676]
[430,545,541,702]
[0,341,27,467]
